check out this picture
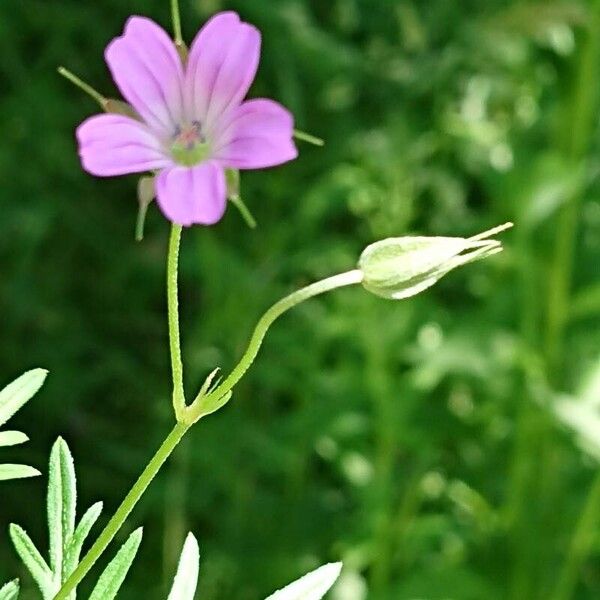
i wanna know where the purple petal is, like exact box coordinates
[185,12,261,130]
[156,162,227,226]
[77,114,172,176]
[213,99,298,169]
[105,16,184,137]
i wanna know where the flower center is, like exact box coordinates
[170,121,211,167]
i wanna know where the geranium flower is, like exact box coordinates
[76,12,298,226]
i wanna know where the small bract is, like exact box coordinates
[358,223,512,300]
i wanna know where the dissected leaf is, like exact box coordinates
[0,464,40,481]
[47,438,77,580]
[0,431,29,447]
[264,563,342,600]
[167,533,200,600]
[0,369,47,428]
[0,579,19,600]
[9,524,53,597]
[88,528,143,600]
[64,501,103,576]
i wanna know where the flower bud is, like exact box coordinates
[358,223,512,300]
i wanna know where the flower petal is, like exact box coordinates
[213,99,298,169]
[156,162,227,226]
[76,114,171,176]
[105,16,184,136]
[185,12,261,129]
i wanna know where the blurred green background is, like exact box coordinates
[1,0,600,598]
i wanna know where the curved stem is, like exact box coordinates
[52,422,190,600]
[167,225,186,418]
[170,0,183,45]
[185,269,363,422]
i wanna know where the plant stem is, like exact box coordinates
[52,422,190,600]
[171,0,183,45]
[545,6,600,375]
[168,225,186,418]
[552,470,600,600]
[185,269,364,422]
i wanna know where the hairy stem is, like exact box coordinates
[171,0,183,45]
[185,269,364,422]
[52,422,190,600]
[168,225,186,418]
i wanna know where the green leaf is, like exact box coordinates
[88,528,143,600]
[0,579,20,600]
[47,438,77,579]
[167,533,200,600]
[64,501,103,576]
[0,464,40,481]
[0,431,29,447]
[0,369,47,428]
[9,524,53,597]
[264,563,342,600]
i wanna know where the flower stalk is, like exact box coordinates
[183,269,364,423]
[52,421,190,600]
[168,225,186,419]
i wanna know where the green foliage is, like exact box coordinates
[88,528,143,600]
[9,438,124,599]
[264,563,342,600]
[0,580,20,600]
[167,533,200,600]
[0,369,47,482]
[1,0,600,599]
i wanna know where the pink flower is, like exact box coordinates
[76,12,298,226]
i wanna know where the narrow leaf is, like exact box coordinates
[167,533,200,600]
[264,563,343,600]
[0,431,29,447]
[88,528,143,600]
[0,369,47,427]
[47,438,77,577]
[64,502,103,576]
[0,579,19,600]
[9,524,53,595]
[0,464,40,481]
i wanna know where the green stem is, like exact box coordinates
[552,470,600,600]
[171,0,183,45]
[545,7,600,375]
[52,422,190,600]
[185,269,363,422]
[168,225,186,418]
